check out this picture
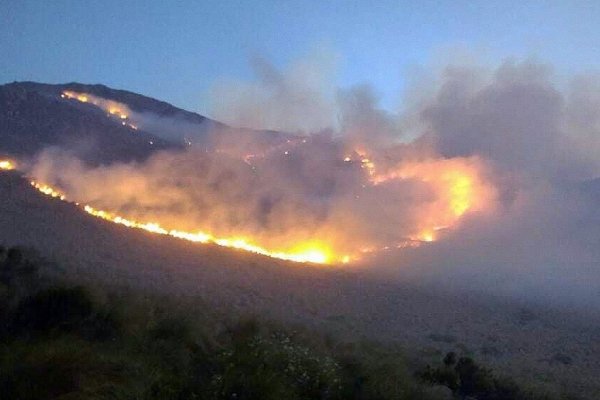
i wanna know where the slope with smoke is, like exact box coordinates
[25,58,600,306]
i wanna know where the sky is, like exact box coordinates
[2,0,600,115]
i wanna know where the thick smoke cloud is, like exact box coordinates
[29,56,600,309]
[373,60,600,309]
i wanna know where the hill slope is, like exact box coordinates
[1,171,599,398]
[0,81,296,165]
[0,82,183,164]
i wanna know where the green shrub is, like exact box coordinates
[209,329,342,400]
[0,246,585,400]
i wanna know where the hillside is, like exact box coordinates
[0,82,181,165]
[0,81,297,166]
[1,80,599,398]
[1,170,599,398]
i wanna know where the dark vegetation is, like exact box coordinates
[417,352,562,400]
[0,245,580,399]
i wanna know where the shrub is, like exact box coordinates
[12,286,94,335]
[10,285,120,340]
[209,328,342,400]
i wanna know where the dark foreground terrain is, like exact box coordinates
[1,171,599,399]
[0,244,584,400]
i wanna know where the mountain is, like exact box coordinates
[0,81,295,166]
[0,82,185,165]
[2,81,600,398]
[13,81,214,123]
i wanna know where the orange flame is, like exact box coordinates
[371,156,494,242]
[19,95,495,264]
[22,150,493,264]
[0,160,15,171]
[62,91,133,125]
[28,180,339,265]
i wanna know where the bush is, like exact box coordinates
[417,352,568,400]
[209,328,342,400]
[0,246,584,400]
[10,286,120,340]
[12,286,94,335]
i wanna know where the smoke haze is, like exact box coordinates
[27,56,600,309]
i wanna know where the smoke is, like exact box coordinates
[28,56,600,308]
[63,90,218,145]
[209,50,339,133]
[369,60,600,308]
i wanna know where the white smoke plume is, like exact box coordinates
[28,55,600,308]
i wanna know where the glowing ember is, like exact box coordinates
[30,181,66,200]
[0,160,15,170]
[370,156,494,242]
[63,91,130,121]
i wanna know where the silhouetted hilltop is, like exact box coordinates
[0,82,181,165]
[9,81,214,124]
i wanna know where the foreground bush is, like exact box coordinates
[0,246,582,400]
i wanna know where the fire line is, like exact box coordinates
[25,177,342,265]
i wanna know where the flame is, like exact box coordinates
[371,156,494,242]
[63,91,129,120]
[7,136,493,264]
[21,150,492,264]
[28,180,336,265]
[62,91,143,131]
[17,94,495,264]
[30,181,66,200]
[0,160,15,170]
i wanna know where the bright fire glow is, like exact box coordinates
[9,93,495,265]
[17,150,493,265]
[28,179,338,265]
[370,156,494,242]
[0,160,15,170]
[62,91,138,130]
[30,181,66,200]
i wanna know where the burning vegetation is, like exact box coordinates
[62,91,138,130]
[23,178,335,264]
[9,128,495,266]
[0,90,500,265]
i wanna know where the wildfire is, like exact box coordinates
[0,160,15,170]
[28,179,339,265]
[370,156,494,242]
[62,90,134,123]
[6,90,496,265]
[61,91,142,132]
[30,181,66,200]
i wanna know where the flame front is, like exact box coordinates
[62,91,137,130]
[3,151,495,265]
[22,153,492,265]
[25,180,336,265]
[82,202,337,264]
[7,92,496,265]
[370,157,494,242]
